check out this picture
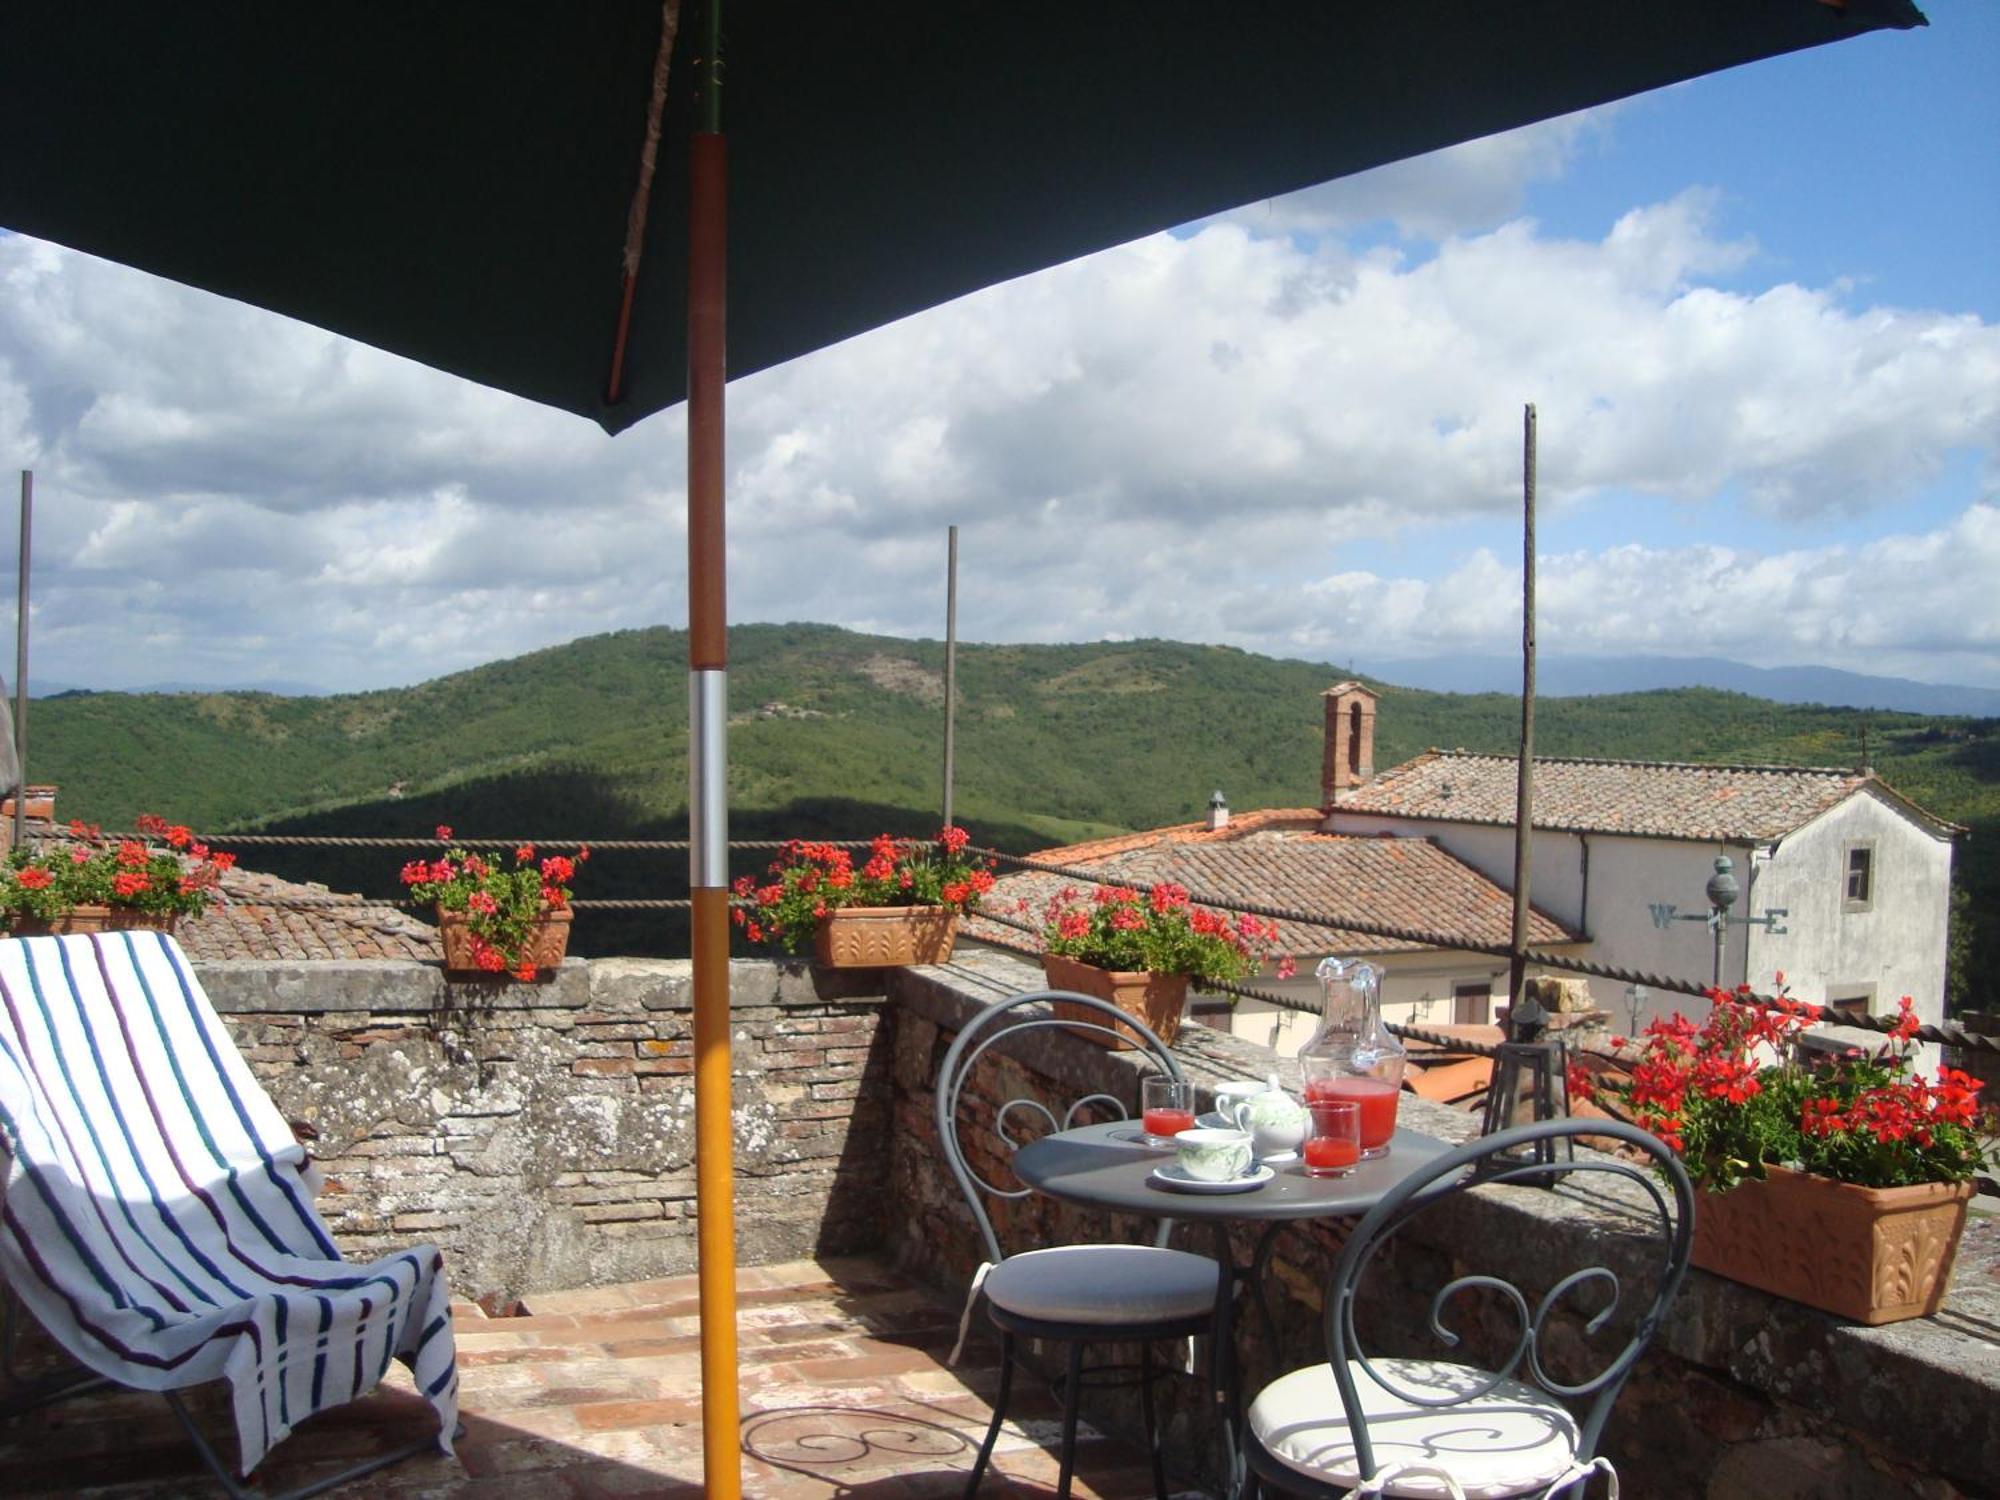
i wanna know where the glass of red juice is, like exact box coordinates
[1304,1100,1362,1177]
[1141,1075,1196,1147]
[1304,1075,1400,1158]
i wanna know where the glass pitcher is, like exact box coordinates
[1299,955,1406,1157]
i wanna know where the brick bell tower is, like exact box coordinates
[1321,681,1378,807]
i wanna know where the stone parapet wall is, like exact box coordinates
[197,956,892,1303]
[884,952,2000,1499]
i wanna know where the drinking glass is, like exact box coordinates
[1303,1099,1362,1178]
[1140,1075,1196,1147]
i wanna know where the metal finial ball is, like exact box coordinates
[1705,855,1739,915]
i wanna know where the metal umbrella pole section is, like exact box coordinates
[942,524,958,830]
[1507,405,1538,1014]
[684,5,740,1495]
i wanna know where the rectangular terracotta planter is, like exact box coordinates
[11,906,177,936]
[437,907,572,977]
[812,905,957,968]
[1692,1166,1974,1324]
[1042,953,1189,1048]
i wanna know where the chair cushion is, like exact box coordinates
[984,1244,1219,1325]
[1249,1358,1581,1499]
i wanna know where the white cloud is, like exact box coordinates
[1219,111,1617,242]
[1284,506,2000,686]
[0,162,1996,693]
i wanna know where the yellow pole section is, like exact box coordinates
[690,886,738,1495]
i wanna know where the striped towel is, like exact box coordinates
[0,931,458,1475]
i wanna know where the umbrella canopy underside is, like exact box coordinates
[0,0,1923,434]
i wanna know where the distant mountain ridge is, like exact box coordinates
[30,678,331,699]
[1353,654,2000,718]
[33,651,1998,717]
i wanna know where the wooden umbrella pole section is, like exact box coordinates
[1507,403,1538,1015]
[686,3,739,1493]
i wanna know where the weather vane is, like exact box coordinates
[1647,855,1787,988]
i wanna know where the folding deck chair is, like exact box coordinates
[0,930,459,1497]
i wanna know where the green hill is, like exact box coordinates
[24,624,2000,1004]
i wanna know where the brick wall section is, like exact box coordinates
[197,956,893,1304]
[884,951,2000,1500]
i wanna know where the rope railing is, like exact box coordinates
[35,825,1999,1054]
[184,834,873,853]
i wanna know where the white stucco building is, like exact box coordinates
[1320,682,1961,1036]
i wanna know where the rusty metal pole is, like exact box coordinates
[685,3,739,1494]
[12,471,30,849]
[1507,405,1537,1018]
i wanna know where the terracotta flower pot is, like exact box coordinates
[11,905,178,937]
[812,905,958,968]
[437,906,572,977]
[1692,1165,1975,1324]
[1042,953,1190,1048]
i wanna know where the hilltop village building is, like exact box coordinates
[975,682,1959,1054]
[1321,683,1960,1037]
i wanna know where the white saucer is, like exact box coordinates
[1195,1110,1234,1130]
[1148,1162,1275,1194]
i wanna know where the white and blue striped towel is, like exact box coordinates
[0,931,458,1475]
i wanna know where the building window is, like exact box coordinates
[1843,842,1875,911]
[1829,990,1873,1021]
[1453,982,1491,1026]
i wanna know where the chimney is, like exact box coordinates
[1321,682,1378,806]
[1207,789,1229,832]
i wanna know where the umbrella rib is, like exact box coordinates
[607,0,684,406]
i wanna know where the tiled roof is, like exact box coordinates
[965,823,1580,960]
[1333,751,1958,842]
[1042,808,1328,864]
[178,866,442,963]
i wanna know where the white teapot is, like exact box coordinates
[1222,1073,1307,1161]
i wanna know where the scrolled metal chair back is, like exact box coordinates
[1325,1117,1695,1481]
[934,989,1185,1266]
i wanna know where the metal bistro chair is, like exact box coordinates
[936,989,1223,1500]
[1244,1119,1694,1500]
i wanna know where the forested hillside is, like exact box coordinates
[28,624,1999,1003]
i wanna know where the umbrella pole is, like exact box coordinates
[687,5,739,1494]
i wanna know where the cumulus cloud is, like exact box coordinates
[1218,110,1616,241]
[0,157,1996,692]
[1276,505,2000,685]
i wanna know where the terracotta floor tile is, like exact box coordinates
[0,1255,1201,1500]
[571,1396,707,1433]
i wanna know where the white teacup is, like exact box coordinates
[1175,1127,1253,1182]
[1210,1079,1264,1123]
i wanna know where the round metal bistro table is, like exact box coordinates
[1011,1117,1457,1498]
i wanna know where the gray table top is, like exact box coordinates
[1013,1118,1456,1221]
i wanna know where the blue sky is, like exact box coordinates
[1316,3,1997,658]
[1,6,1996,694]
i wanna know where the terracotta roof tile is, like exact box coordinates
[1334,751,1957,841]
[966,823,1580,960]
[178,866,442,963]
[1046,808,1326,865]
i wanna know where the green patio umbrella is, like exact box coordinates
[0,3,1926,1494]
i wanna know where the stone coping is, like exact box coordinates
[892,949,2000,1492]
[192,954,890,1015]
